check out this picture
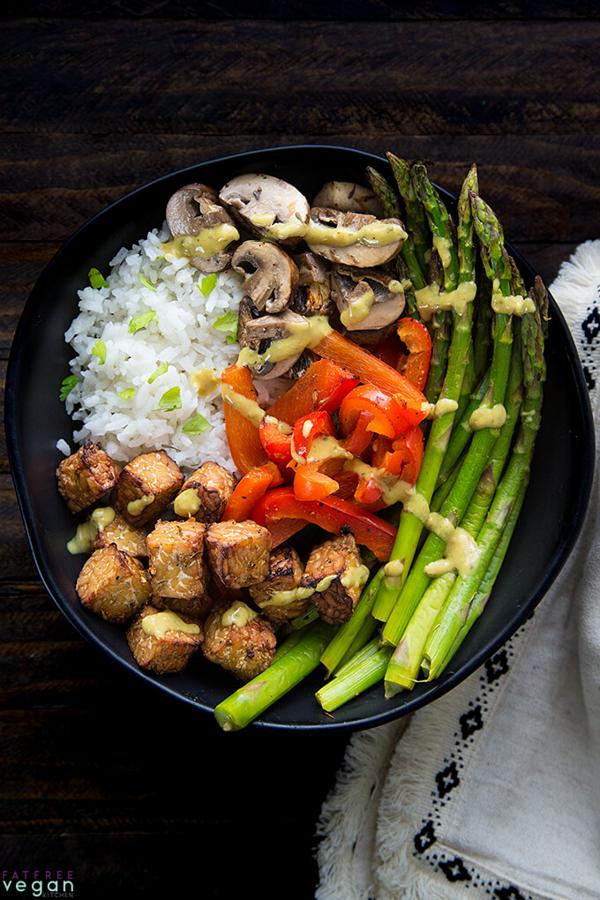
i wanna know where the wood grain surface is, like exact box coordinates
[1,5,598,898]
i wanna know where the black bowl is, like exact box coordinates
[6,145,595,730]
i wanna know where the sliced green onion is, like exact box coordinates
[158,386,182,412]
[147,362,168,384]
[182,412,211,435]
[128,310,157,334]
[59,374,79,402]
[88,267,108,289]
[137,273,156,291]
[199,273,217,297]
[213,309,238,345]
[118,387,136,400]
[91,339,107,364]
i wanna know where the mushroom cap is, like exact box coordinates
[306,208,406,267]
[231,240,299,314]
[238,308,307,380]
[331,265,405,332]
[166,183,234,237]
[312,181,383,217]
[219,174,310,242]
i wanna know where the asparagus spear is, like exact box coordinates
[334,636,381,681]
[422,279,547,678]
[436,370,490,488]
[387,153,431,272]
[336,615,379,673]
[316,646,393,713]
[472,261,493,383]
[438,481,527,675]
[366,165,427,291]
[383,338,523,691]
[372,165,479,622]
[214,621,334,731]
[381,193,515,647]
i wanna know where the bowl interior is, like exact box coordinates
[6,145,595,730]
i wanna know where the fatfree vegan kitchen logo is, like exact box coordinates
[1,871,74,898]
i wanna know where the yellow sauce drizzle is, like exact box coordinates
[221,600,258,628]
[174,488,201,518]
[307,219,406,248]
[142,610,200,639]
[161,223,239,259]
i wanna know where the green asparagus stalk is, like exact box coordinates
[422,279,547,678]
[321,569,383,675]
[286,604,320,631]
[373,165,479,622]
[334,637,381,680]
[336,615,379,673]
[381,194,515,647]
[472,263,492,382]
[316,646,393,713]
[366,165,426,291]
[438,481,527,674]
[383,339,523,690]
[272,628,306,663]
[214,621,334,731]
[387,153,431,272]
[436,369,490,487]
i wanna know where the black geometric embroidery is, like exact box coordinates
[485,649,509,684]
[414,820,436,853]
[583,364,596,391]
[460,704,483,739]
[439,856,471,882]
[436,761,460,798]
[582,305,600,343]
[494,887,526,900]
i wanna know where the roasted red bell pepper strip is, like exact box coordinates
[342,410,376,457]
[292,410,335,460]
[294,464,339,501]
[223,463,283,521]
[380,426,424,484]
[254,487,396,561]
[339,385,413,439]
[354,477,384,506]
[268,359,359,425]
[269,518,307,548]
[259,417,293,468]
[221,365,267,474]
[313,329,427,428]
[397,317,433,392]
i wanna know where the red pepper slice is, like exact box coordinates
[313,329,427,427]
[380,427,424,484]
[354,477,384,506]
[259,417,293,468]
[294,464,339,501]
[342,410,376,457]
[223,462,282,522]
[339,385,413,439]
[221,365,267,474]
[292,410,335,460]
[268,359,359,425]
[253,487,396,561]
[397,317,433,392]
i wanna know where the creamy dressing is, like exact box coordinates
[414,280,477,320]
[432,234,452,269]
[265,316,332,362]
[316,575,337,592]
[67,506,116,555]
[340,287,375,328]
[127,494,155,517]
[469,403,507,431]
[259,586,314,608]
[340,564,370,591]
[425,527,480,577]
[384,559,404,589]
[491,278,536,316]
[174,488,201,518]
[306,219,406,248]
[221,600,258,628]
[421,398,459,419]
[141,610,200,639]
[404,491,431,523]
[222,385,266,427]
[264,415,293,435]
[189,367,220,396]
[425,511,455,542]
[344,458,414,507]
[387,279,405,294]
[307,435,353,463]
[161,223,239,259]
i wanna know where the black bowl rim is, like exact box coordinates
[5,143,596,731]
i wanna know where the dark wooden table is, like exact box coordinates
[1,4,599,898]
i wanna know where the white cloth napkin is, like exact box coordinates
[316,241,600,900]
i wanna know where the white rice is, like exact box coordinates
[64,224,244,471]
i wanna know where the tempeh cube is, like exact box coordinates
[127,606,203,675]
[249,545,309,625]
[114,450,183,527]
[94,510,148,558]
[57,440,120,513]
[76,545,150,623]
[174,461,235,523]
[205,520,271,589]
[302,532,367,624]
[203,600,276,681]
[146,519,211,619]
